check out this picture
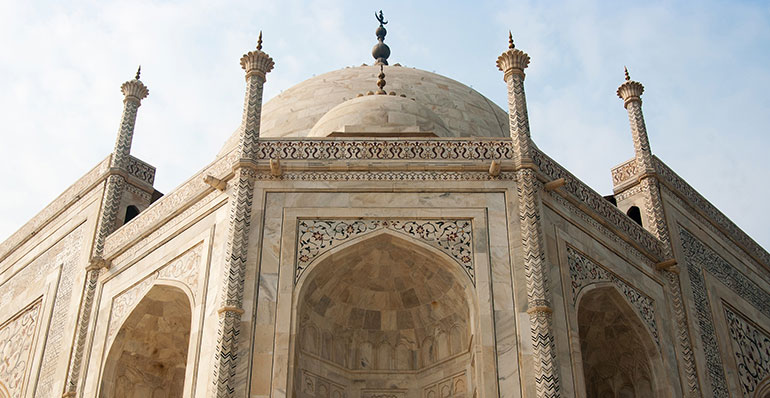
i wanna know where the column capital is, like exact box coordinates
[496,32,530,81]
[617,67,644,108]
[240,32,274,81]
[120,67,149,104]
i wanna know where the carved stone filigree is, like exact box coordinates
[566,246,659,346]
[0,301,41,398]
[680,227,770,397]
[301,370,346,398]
[611,158,638,187]
[295,219,474,284]
[127,155,156,186]
[254,138,514,161]
[724,305,770,397]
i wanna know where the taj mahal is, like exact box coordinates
[1,12,769,398]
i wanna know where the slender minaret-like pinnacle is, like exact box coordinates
[616,67,653,174]
[497,34,562,398]
[372,10,390,65]
[616,68,701,396]
[212,32,274,398]
[112,67,149,170]
[496,32,532,165]
[62,68,149,398]
[237,32,274,162]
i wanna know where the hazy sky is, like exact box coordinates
[1,0,769,250]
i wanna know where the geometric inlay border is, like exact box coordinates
[724,305,770,397]
[566,245,659,347]
[680,227,770,398]
[295,219,474,284]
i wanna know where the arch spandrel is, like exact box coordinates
[295,219,475,285]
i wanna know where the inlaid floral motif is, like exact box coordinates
[296,219,474,284]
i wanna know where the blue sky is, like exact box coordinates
[1,0,769,250]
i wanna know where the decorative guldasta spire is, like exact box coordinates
[617,68,701,395]
[211,32,274,398]
[616,66,653,174]
[63,67,149,398]
[372,10,390,65]
[497,33,562,398]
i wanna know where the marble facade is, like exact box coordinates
[1,27,769,398]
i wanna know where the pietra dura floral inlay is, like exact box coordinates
[295,219,474,284]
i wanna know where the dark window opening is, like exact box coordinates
[627,206,643,227]
[124,205,140,224]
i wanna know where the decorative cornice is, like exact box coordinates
[254,138,514,161]
[532,148,667,261]
[655,156,770,269]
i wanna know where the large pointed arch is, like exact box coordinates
[576,285,664,397]
[290,231,478,397]
[99,284,192,397]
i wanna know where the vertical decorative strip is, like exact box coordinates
[497,35,561,397]
[211,34,273,398]
[62,72,148,398]
[617,72,700,396]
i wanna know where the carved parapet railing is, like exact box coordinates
[532,149,667,261]
[611,157,639,189]
[254,138,515,161]
[654,156,770,268]
[0,156,112,264]
[127,155,156,186]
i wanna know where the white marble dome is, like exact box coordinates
[218,65,509,155]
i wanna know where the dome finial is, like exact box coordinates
[135,65,141,80]
[372,10,391,65]
[257,31,263,51]
[508,31,515,49]
[624,66,630,81]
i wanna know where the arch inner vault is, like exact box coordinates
[293,233,475,398]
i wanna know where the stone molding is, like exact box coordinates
[101,140,668,271]
[656,157,770,269]
[253,138,515,161]
[295,219,474,284]
[0,300,41,398]
[680,227,770,397]
[723,305,770,397]
[566,246,660,346]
